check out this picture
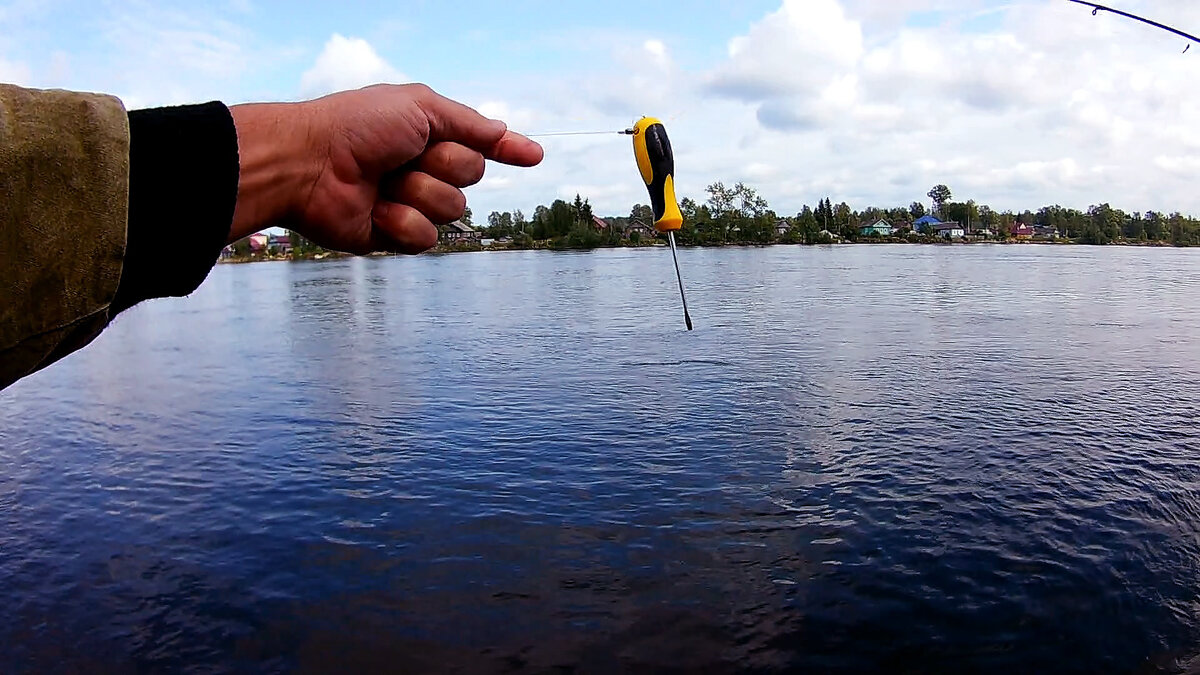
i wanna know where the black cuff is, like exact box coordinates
[111,101,239,314]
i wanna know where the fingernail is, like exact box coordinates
[488,118,507,135]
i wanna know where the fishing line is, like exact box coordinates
[525,129,632,138]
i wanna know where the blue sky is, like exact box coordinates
[0,1,780,103]
[4,0,1200,221]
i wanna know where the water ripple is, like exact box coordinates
[2,245,1199,673]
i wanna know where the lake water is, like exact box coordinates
[2,244,1200,673]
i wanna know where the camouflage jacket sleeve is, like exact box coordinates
[0,84,130,390]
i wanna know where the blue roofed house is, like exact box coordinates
[913,215,943,233]
[858,219,894,237]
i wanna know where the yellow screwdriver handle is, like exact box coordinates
[631,117,683,232]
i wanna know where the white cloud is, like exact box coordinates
[589,0,1200,221]
[706,0,863,101]
[6,0,1199,222]
[300,34,404,98]
[443,1,1200,222]
[475,100,540,133]
[643,39,668,68]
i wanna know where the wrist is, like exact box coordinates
[227,102,323,242]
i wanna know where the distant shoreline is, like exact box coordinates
[216,237,1188,265]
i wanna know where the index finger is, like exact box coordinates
[486,130,544,167]
[410,86,543,167]
[411,84,508,149]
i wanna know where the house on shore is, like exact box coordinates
[858,219,894,237]
[774,220,791,239]
[625,219,655,240]
[441,220,481,243]
[268,234,292,253]
[1010,223,1034,239]
[248,232,269,253]
[912,215,943,233]
[936,222,965,239]
[592,216,609,232]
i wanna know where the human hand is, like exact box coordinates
[227,84,543,254]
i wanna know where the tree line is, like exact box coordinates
[476,182,1200,248]
[229,181,1200,260]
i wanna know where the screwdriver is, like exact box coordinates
[628,117,693,331]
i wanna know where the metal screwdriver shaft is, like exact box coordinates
[667,231,693,331]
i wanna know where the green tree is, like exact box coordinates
[571,194,594,228]
[706,182,771,243]
[704,182,734,217]
[287,229,317,255]
[530,204,550,239]
[909,201,926,219]
[676,197,702,246]
[795,206,820,243]
[680,197,699,222]
[927,184,952,218]
[565,219,603,249]
[704,183,735,242]
[977,205,996,231]
[942,200,979,229]
[630,203,654,225]
[816,198,834,232]
[1122,212,1145,241]
[834,201,854,240]
[735,182,772,243]
[547,199,573,238]
[1144,211,1165,241]
[487,210,515,238]
[1085,203,1122,244]
[1170,212,1186,246]
[461,206,473,226]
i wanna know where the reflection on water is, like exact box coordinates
[2,245,1200,673]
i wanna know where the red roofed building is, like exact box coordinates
[1010,223,1034,240]
[268,234,292,252]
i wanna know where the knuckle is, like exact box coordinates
[406,82,434,98]
[434,142,457,166]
